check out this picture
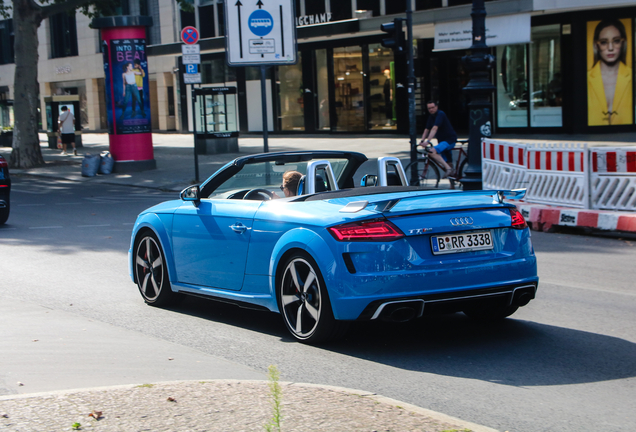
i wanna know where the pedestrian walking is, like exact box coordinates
[58,106,77,156]
[418,101,457,178]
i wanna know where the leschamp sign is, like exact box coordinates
[434,13,531,51]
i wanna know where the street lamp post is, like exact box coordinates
[460,0,495,190]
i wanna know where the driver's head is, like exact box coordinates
[282,170,302,197]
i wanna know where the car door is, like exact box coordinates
[171,199,260,291]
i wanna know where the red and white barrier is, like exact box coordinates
[590,148,636,211]
[513,201,636,233]
[523,142,589,209]
[482,139,528,190]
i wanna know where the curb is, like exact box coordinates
[513,201,636,233]
[0,379,499,432]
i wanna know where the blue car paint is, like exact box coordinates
[129,211,177,283]
[172,199,261,290]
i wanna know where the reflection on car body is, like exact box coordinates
[129,151,538,344]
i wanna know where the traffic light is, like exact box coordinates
[380,18,405,53]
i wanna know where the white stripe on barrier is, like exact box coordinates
[591,147,636,173]
[526,142,586,172]
[482,139,528,190]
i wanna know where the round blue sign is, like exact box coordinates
[248,10,274,37]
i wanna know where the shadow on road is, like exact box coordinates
[169,295,636,388]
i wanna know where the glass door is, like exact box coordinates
[333,46,365,131]
[276,52,305,131]
[367,43,396,130]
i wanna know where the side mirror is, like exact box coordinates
[180,185,200,205]
[361,174,377,187]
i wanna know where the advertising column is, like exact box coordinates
[92,16,156,172]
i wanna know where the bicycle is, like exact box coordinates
[404,139,468,189]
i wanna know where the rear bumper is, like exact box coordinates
[355,282,538,321]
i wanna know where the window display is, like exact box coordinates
[530,25,562,127]
[496,44,528,128]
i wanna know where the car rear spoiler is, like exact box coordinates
[339,189,527,213]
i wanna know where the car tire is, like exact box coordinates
[463,304,519,321]
[277,252,347,344]
[134,230,179,307]
[0,201,8,225]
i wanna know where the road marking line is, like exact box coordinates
[55,202,82,205]
[29,226,63,229]
[18,204,46,207]
[77,224,111,228]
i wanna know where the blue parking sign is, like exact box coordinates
[186,64,198,74]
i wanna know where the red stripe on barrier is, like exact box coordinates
[592,152,597,172]
[580,152,584,172]
[535,151,540,170]
[499,145,504,162]
[482,142,486,158]
[577,212,598,228]
[556,152,563,171]
[541,209,561,225]
[508,146,513,164]
[490,143,494,160]
[545,152,552,170]
[519,148,524,166]
[569,152,575,172]
[616,215,636,232]
[627,152,636,172]
[606,152,617,172]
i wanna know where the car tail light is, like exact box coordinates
[329,219,404,242]
[510,207,528,230]
[0,159,7,168]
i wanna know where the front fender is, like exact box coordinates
[129,213,176,287]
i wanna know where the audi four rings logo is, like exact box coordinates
[450,217,474,226]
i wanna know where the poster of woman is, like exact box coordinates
[587,18,633,126]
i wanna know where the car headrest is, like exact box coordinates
[315,174,327,192]
[386,172,401,186]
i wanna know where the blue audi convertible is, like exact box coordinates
[130,151,538,343]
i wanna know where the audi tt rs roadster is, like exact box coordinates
[130,151,538,343]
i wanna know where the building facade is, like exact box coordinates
[1,0,635,137]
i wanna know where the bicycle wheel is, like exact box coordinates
[405,159,441,188]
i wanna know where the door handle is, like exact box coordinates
[230,223,248,233]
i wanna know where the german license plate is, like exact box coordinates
[431,231,493,255]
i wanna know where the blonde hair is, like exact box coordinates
[282,170,302,195]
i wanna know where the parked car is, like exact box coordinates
[129,151,538,343]
[0,154,10,225]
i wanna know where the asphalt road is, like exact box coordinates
[1,177,635,432]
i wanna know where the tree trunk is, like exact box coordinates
[10,0,45,169]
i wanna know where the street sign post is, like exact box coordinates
[180,29,202,180]
[181,26,200,45]
[225,0,297,152]
[224,0,297,66]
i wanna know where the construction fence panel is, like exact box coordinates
[590,147,636,211]
[481,139,528,190]
[524,142,589,209]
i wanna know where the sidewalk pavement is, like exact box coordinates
[1,132,635,431]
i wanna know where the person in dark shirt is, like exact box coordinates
[419,101,457,177]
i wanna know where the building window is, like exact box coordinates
[305,0,325,16]
[180,9,195,29]
[276,52,304,130]
[199,5,216,38]
[217,2,225,36]
[356,0,380,17]
[0,19,14,65]
[330,0,352,21]
[167,86,175,116]
[530,24,562,127]
[200,56,237,84]
[386,0,406,16]
[416,0,442,10]
[496,44,528,128]
[49,12,78,59]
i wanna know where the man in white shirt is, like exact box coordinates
[58,106,77,156]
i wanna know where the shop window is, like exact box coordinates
[356,0,380,17]
[333,46,364,131]
[199,5,215,39]
[316,49,330,130]
[277,52,304,131]
[217,2,225,36]
[496,44,528,128]
[416,0,442,10]
[295,0,301,16]
[368,44,396,130]
[386,0,406,16]
[305,0,325,16]
[330,1,352,22]
[167,86,175,116]
[0,19,14,65]
[530,25,562,127]
[49,12,78,59]
[201,57,237,84]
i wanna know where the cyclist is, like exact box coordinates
[418,101,457,178]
